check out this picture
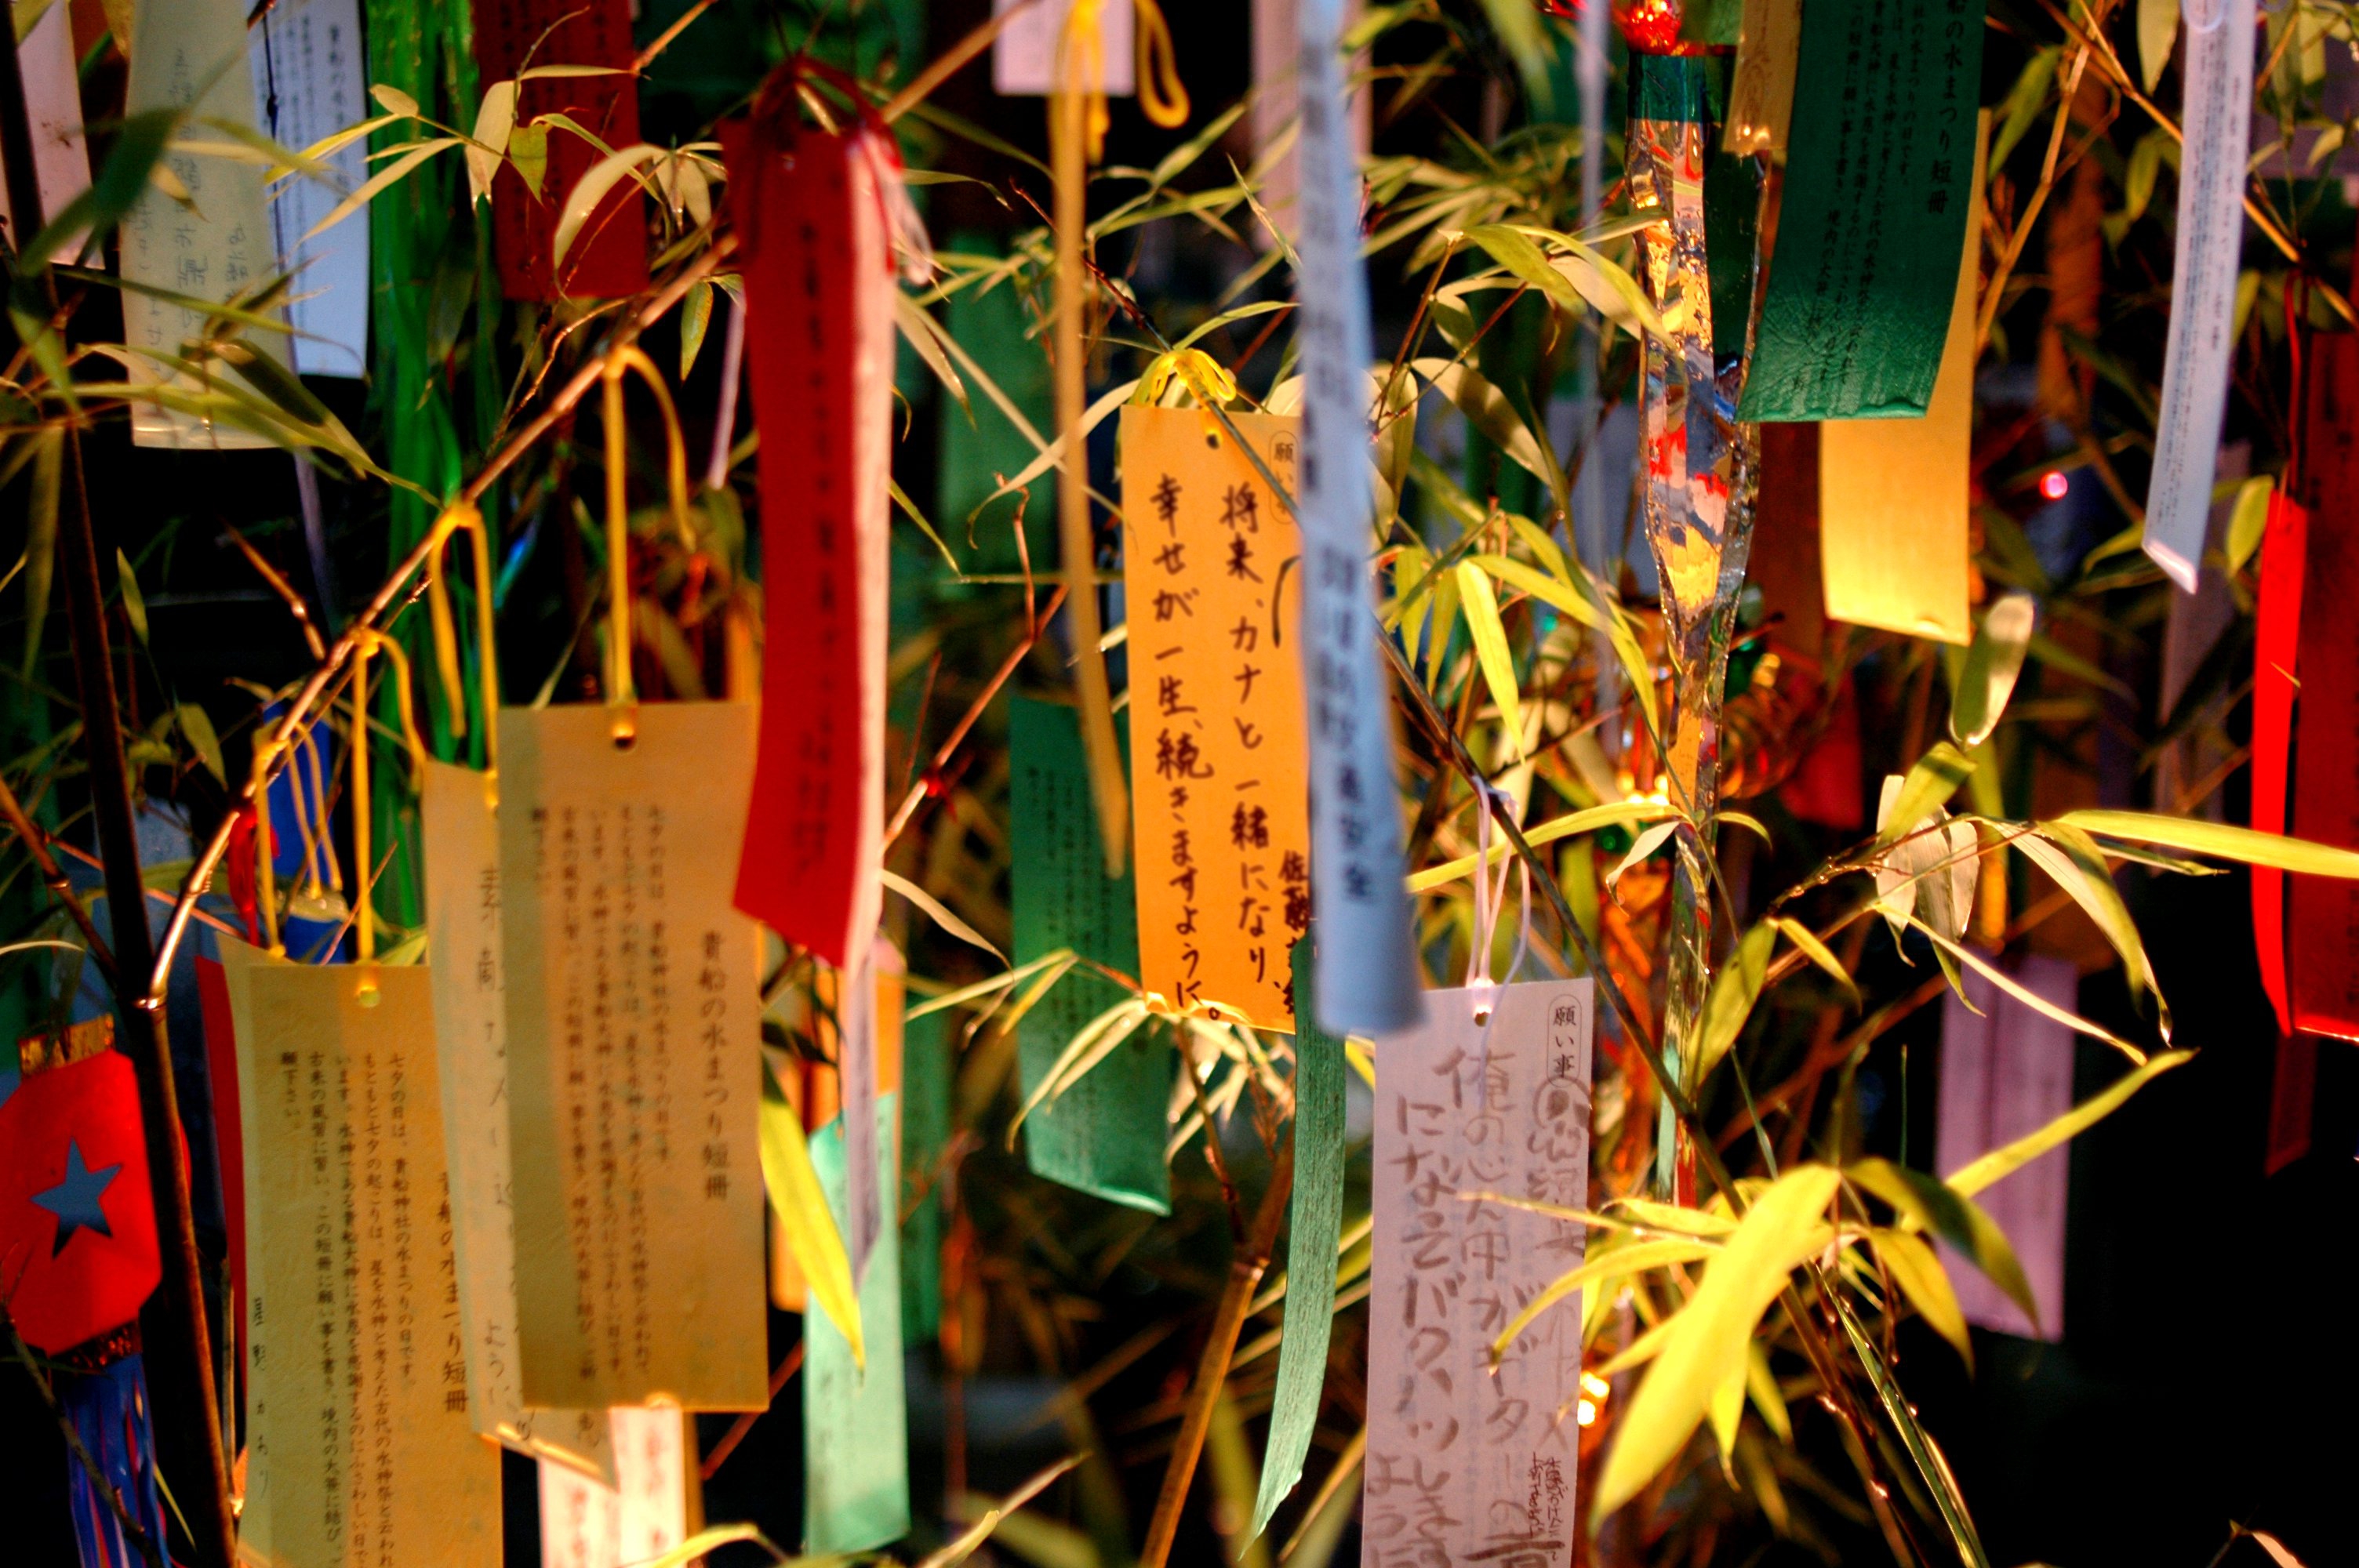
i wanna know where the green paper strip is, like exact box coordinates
[900,1007,948,1344]
[1738,0,1983,421]
[1010,697,1172,1214]
[805,1094,911,1555]
[1249,940,1346,1538]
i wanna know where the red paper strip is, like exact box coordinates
[724,114,894,967]
[2290,334,2359,1040]
[2264,1033,2316,1174]
[197,957,245,1375]
[2250,493,2307,1035]
[0,1051,162,1353]
[471,0,647,300]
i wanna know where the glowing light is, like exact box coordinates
[1581,1372,1612,1399]
[1576,1399,1599,1427]
[2039,470,2070,502]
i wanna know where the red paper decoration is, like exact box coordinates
[0,1049,162,1354]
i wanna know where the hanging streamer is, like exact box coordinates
[249,0,373,375]
[538,1406,690,1568]
[1739,0,1983,421]
[724,110,896,971]
[1294,0,1421,1037]
[1121,405,1312,1028]
[119,0,289,448]
[2141,0,2257,589]
[471,0,647,299]
[2289,332,2359,1040]
[804,1092,911,1555]
[62,1350,173,1568]
[0,0,92,250]
[1009,696,1172,1213]
[2249,492,2307,1036]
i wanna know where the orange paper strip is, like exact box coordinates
[1120,405,1310,1029]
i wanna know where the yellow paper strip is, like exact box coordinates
[500,703,769,1411]
[1818,115,1989,646]
[222,942,502,1568]
[1120,404,1310,1029]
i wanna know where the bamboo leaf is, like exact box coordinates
[1408,799,1678,891]
[114,549,147,644]
[1949,592,2037,747]
[2138,0,2177,93]
[468,80,517,204]
[1772,916,1858,1000]
[881,867,1005,961]
[551,142,663,268]
[2052,810,2359,878]
[369,83,420,118]
[301,138,462,242]
[1606,820,1677,891]
[758,1058,864,1368]
[20,430,59,674]
[1876,743,1976,846]
[1850,1157,2037,1333]
[2224,475,2273,576]
[1594,1165,1841,1520]
[2008,825,2167,1035]
[1692,920,1775,1089]
[1456,561,1525,757]
[176,702,226,784]
[1470,553,1658,737]
[1488,1237,1720,1358]
[678,278,713,379]
[1943,1049,2194,1200]
[1459,223,1587,317]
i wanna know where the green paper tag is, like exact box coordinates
[1010,698,1174,1213]
[1738,0,1983,421]
[900,1007,949,1344]
[804,1094,911,1555]
[1249,939,1347,1538]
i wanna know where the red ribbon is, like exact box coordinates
[2289,333,2359,1040]
[2250,492,2306,1035]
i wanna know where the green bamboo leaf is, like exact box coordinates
[678,278,713,379]
[1943,1049,2194,1200]
[508,122,548,196]
[1991,45,2060,169]
[2139,0,2177,92]
[301,138,463,242]
[1692,920,1776,1090]
[551,142,662,268]
[2223,475,2274,576]
[1412,358,1561,498]
[1849,1157,2037,1333]
[1772,916,1858,1001]
[1488,1236,1720,1359]
[114,549,147,644]
[1455,561,1525,757]
[1594,1165,1841,1520]
[1949,592,2037,747]
[18,106,180,273]
[1459,223,1587,317]
[1470,554,1659,737]
[1408,799,1677,891]
[20,429,60,675]
[176,702,226,785]
[1876,743,1976,847]
[2008,824,2167,1035]
[758,1058,864,1368]
[2052,811,2359,877]
[369,83,420,118]
[468,80,517,203]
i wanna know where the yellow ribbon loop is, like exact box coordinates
[352,629,431,793]
[1132,0,1189,129]
[423,503,504,800]
[602,357,641,746]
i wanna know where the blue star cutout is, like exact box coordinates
[32,1139,121,1258]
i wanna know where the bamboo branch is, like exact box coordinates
[0,769,117,980]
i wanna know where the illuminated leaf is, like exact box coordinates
[758,1059,863,1368]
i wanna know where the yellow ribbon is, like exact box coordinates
[599,347,695,748]
[423,503,505,801]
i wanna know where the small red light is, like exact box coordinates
[2039,470,2070,502]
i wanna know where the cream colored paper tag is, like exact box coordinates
[120,0,289,449]
[1364,978,1594,1568]
[1817,113,1988,647]
[421,760,614,1480]
[537,1406,689,1568]
[222,944,501,1568]
[500,704,768,1410]
[1121,405,1312,1029]
[0,0,93,249]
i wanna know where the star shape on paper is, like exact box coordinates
[32,1138,121,1257]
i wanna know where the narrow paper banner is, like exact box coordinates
[1121,404,1311,1027]
[1010,696,1172,1213]
[725,119,894,971]
[1817,112,1986,645]
[500,704,769,1410]
[223,947,502,1566]
[2141,0,2257,589]
[2290,333,2359,1040]
[471,0,647,299]
[119,0,289,449]
[805,1092,911,1555]
[420,760,612,1479]
[0,0,93,249]
[538,1406,689,1568]
[1249,939,1343,1537]
[1935,954,2074,1338]
[2264,1033,2316,1174]
[808,939,900,1283]
[994,0,1135,94]
[1364,978,1594,1566]
[2249,492,2308,1035]
[248,0,370,375]
[196,959,246,1381]
[1293,0,1423,1037]
[1739,0,1983,421]
[900,1004,949,1342]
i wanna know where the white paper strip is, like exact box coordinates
[1295,0,1422,1037]
[120,0,288,448]
[538,1406,688,1568]
[2142,0,2256,590]
[1935,953,2074,1341]
[1365,979,1594,1568]
[0,0,94,251]
[248,0,371,376]
[993,0,1134,96]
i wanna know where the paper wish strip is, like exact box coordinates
[500,704,769,1411]
[1816,112,1986,646]
[2142,0,2257,589]
[805,1091,911,1555]
[725,121,895,971]
[2290,333,2359,1040]
[1740,0,1983,421]
[247,0,370,376]
[1935,955,2074,1338]
[993,0,1135,96]
[471,0,646,299]
[420,760,612,1479]
[0,0,92,251]
[1121,405,1311,1029]
[119,0,289,449]
[219,944,501,1568]
[1365,979,1594,1568]
[1294,0,1423,1038]
[538,1406,689,1568]
[1010,695,1172,1212]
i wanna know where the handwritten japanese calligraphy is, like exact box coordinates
[221,943,500,1568]
[246,0,370,376]
[500,704,768,1410]
[537,1406,688,1568]
[1365,979,1594,1568]
[1121,405,1311,1029]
